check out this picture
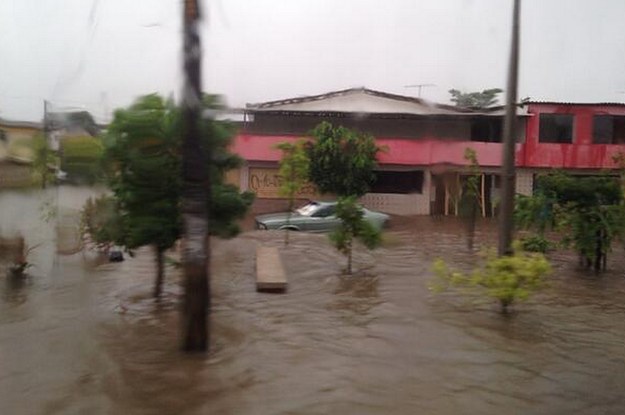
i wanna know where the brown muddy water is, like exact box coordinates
[1,187,625,414]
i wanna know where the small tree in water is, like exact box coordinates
[460,148,482,251]
[330,196,382,275]
[275,140,310,246]
[306,122,383,274]
[517,172,624,272]
[431,245,551,313]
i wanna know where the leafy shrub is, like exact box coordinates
[520,234,552,253]
[431,245,551,313]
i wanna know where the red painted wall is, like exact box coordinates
[234,103,625,171]
[233,134,520,167]
[523,103,625,169]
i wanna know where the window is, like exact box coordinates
[539,114,574,143]
[313,205,335,218]
[593,115,625,144]
[470,118,502,142]
[371,170,424,194]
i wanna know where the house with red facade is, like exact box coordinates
[230,88,625,216]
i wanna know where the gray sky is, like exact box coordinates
[1,0,624,122]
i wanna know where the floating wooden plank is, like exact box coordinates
[256,246,287,293]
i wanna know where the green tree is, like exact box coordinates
[81,195,125,254]
[100,93,253,298]
[275,139,310,245]
[431,245,551,313]
[306,122,380,197]
[104,94,181,298]
[330,196,382,275]
[460,148,482,250]
[306,123,383,273]
[517,172,624,271]
[448,88,503,109]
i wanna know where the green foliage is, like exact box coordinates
[459,148,481,250]
[276,140,310,200]
[329,196,382,274]
[306,122,380,197]
[431,245,551,312]
[276,139,310,245]
[210,183,255,238]
[515,193,555,235]
[60,136,104,184]
[519,234,552,253]
[99,93,253,251]
[81,195,125,252]
[103,94,181,252]
[516,172,624,272]
[448,88,503,109]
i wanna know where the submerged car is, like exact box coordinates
[255,200,389,232]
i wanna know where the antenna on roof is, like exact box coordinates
[404,84,436,98]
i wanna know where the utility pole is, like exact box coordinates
[181,0,210,352]
[498,0,521,256]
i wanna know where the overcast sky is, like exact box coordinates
[1,0,624,122]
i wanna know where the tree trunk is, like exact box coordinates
[181,0,210,352]
[154,246,165,298]
[346,239,353,275]
[466,200,477,251]
[284,200,292,246]
[594,229,602,273]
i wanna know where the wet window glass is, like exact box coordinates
[593,115,625,144]
[539,114,574,143]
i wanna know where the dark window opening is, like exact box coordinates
[539,114,574,143]
[593,115,625,144]
[371,170,424,194]
[470,118,502,142]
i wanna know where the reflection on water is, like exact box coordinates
[1,188,625,414]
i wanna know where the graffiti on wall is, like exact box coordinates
[248,168,317,199]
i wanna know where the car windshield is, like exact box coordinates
[296,202,320,217]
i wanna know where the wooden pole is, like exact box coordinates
[498,0,521,256]
[481,173,486,217]
[181,0,210,352]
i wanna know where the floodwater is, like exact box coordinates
[1,187,625,415]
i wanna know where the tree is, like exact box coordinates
[448,88,503,109]
[460,148,482,250]
[431,245,551,313]
[330,196,382,275]
[306,122,380,197]
[275,140,310,245]
[99,94,253,300]
[80,194,125,254]
[104,94,181,298]
[516,172,624,271]
[306,122,383,273]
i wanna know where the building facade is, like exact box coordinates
[230,89,625,216]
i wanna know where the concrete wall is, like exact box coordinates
[515,169,534,196]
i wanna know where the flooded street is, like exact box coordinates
[1,188,625,414]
